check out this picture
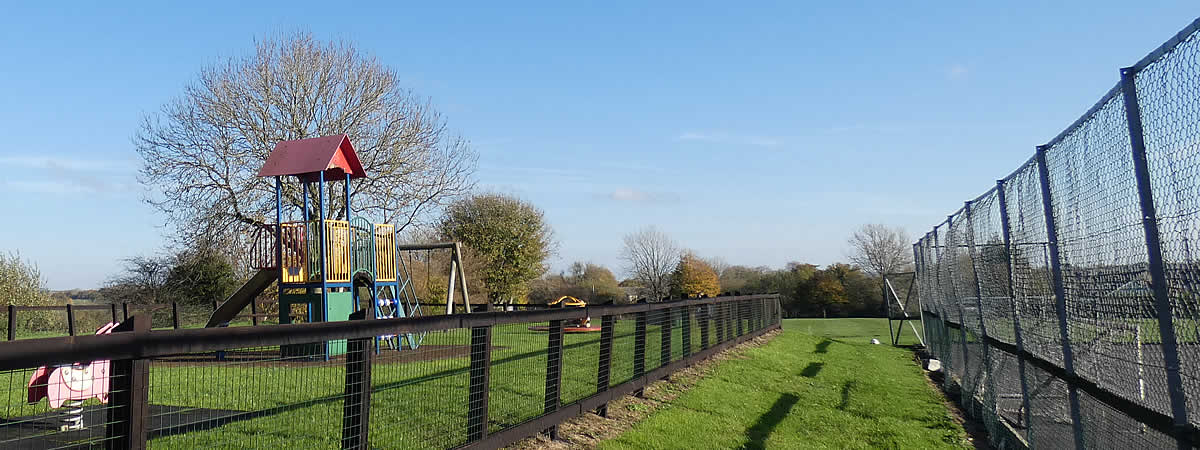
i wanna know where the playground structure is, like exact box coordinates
[204,135,473,356]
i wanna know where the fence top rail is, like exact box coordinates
[0,294,778,371]
[1129,17,1200,73]
[11,305,114,312]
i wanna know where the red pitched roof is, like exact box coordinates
[257,135,367,181]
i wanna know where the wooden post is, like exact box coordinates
[7,305,15,341]
[341,310,373,449]
[250,298,258,326]
[66,304,76,336]
[633,310,647,397]
[171,301,180,330]
[467,326,491,442]
[110,303,118,324]
[660,308,672,367]
[123,302,130,321]
[453,242,472,313]
[681,306,692,358]
[446,258,458,314]
[596,315,614,417]
[543,319,564,439]
[106,314,150,449]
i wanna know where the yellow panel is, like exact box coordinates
[375,224,396,281]
[325,220,351,283]
[280,222,308,284]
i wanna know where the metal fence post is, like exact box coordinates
[543,319,564,439]
[660,307,672,367]
[467,325,491,442]
[633,310,647,397]
[1035,145,1086,449]
[106,314,149,449]
[681,306,692,357]
[596,314,614,417]
[342,309,373,449]
[996,179,1035,433]
[1119,66,1191,448]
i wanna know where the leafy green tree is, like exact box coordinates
[669,252,721,298]
[0,252,61,335]
[439,193,554,303]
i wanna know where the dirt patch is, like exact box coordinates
[913,353,990,450]
[151,344,505,367]
[506,330,782,450]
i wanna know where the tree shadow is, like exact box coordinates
[799,362,824,378]
[744,393,799,450]
[815,339,833,353]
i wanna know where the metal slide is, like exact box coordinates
[205,269,276,328]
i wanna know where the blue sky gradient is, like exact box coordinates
[1,2,1196,288]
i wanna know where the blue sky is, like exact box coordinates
[1,2,1196,289]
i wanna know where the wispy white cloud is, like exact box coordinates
[674,131,783,149]
[608,188,680,204]
[0,156,137,195]
[947,63,969,80]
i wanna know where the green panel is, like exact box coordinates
[324,291,355,356]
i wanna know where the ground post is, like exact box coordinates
[341,309,374,449]
[467,325,492,441]
[105,314,150,450]
[543,319,564,439]
[596,314,614,417]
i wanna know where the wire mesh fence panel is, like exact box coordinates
[670,308,685,363]
[1077,388,1176,449]
[487,322,548,433]
[368,327,472,449]
[0,366,128,448]
[560,324,601,405]
[1134,25,1200,420]
[1003,163,1065,366]
[984,345,1027,444]
[1042,92,1174,415]
[644,309,667,372]
[1025,363,1077,450]
[608,315,638,388]
[971,190,1019,345]
[146,344,347,448]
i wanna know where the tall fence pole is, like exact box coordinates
[467,325,491,442]
[595,314,614,417]
[106,314,150,449]
[944,215,972,396]
[1035,144,1086,449]
[996,179,1035,432]
[543,319,564,439]
[1119,66,1191,449]
[342,309,373,449]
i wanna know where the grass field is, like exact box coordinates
[602,318,970,449]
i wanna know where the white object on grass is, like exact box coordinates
[926,359,942,372]
[870,338,880,345]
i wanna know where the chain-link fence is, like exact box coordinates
[0,294,780,449]
[916,17,1200,450]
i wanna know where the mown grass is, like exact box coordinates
[602,318,970,450]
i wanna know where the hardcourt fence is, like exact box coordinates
[3,301,275,341]
[915,18,1200,450]
[0,294,780,449]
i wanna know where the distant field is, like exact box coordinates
[602,318,968,449]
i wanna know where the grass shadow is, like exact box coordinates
[836,380,857,411]
[815,339,833,353]
[744,393,799,450]
[799,362,823,378]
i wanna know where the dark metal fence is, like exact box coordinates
[915,18,1200,450]
[0,294,780,449]
[3,302,275,341]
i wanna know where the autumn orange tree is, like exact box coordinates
[669,252,721,298]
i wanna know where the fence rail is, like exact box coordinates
[915,17,1200,450]
[0,294,781,449]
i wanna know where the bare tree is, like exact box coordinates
[136,32,476,255]
[620,227,681,301]
[103,256,172,305]
[847,224,912,277]
[701,255,730,279]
